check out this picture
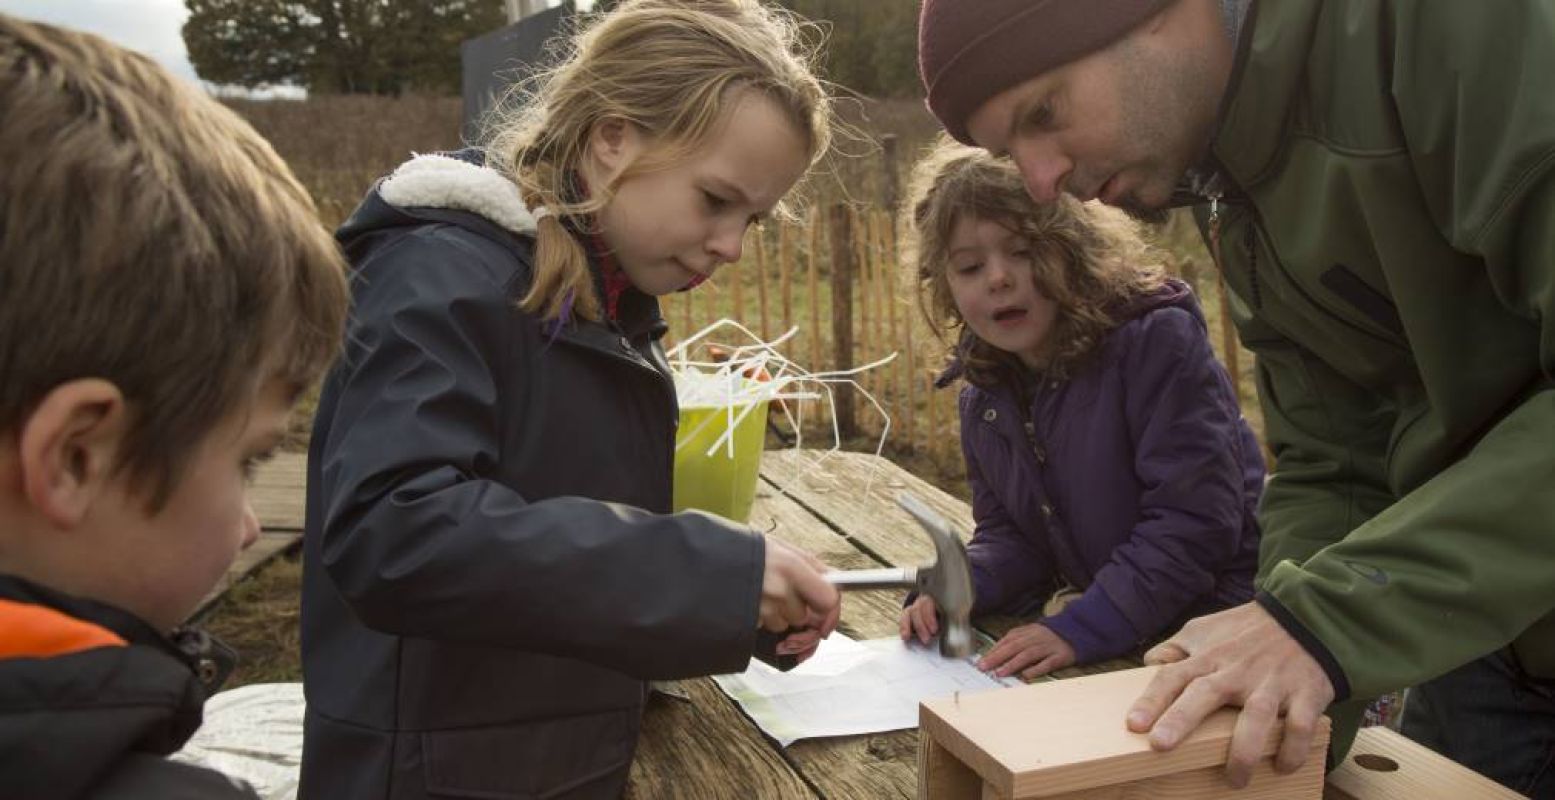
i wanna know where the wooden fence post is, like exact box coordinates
[829,203,857,438]
[683,273,695,334]
[881,134,900,213]
[659,293,675,348]
[755,228,771,340]
[927,372,941,460]
[883,212,902,414]
[779,222,794,334]
[807,206,823,376]
[730,251,745,325]
[864,212,884,404]
[905,303,918,452]
[850,206,872,401]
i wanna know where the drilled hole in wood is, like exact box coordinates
[1354,753,1400,772]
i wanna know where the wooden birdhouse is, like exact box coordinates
[918,665,1329,799]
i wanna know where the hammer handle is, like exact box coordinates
[825,567,918,591]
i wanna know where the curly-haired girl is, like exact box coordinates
[900,139,1263,680]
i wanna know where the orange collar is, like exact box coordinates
[0,597,126,659]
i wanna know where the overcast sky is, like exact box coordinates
[0,0,198,84]
[0,0,583,92]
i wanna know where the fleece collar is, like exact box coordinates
[379,152,538,237]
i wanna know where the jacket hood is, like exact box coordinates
[936,277,1204,387]
[337,148,539,251]
[1114,276,1201,325]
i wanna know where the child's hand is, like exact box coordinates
[977,622,1075,679]
[774,626,825,664]
[899,595,940,645]
[759,538,840,640]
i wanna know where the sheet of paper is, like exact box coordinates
[713,634,1018,746]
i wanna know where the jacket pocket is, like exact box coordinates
[421,708,639,799]
[1319,264,1404,337]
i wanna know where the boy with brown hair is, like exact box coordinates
[0,14,348,799]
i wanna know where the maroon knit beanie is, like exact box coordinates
[919,0,1175,145]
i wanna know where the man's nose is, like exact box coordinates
[1012,145,1071,205]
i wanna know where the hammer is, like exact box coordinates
[753,493,974,670]
[826,492,975,659]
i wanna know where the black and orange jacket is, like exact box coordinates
[0,575,254,799]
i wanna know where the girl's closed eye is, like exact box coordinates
[702,189,729,212]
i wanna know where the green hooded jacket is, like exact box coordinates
[1195,0,1555,754]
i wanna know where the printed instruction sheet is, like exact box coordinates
[713,633,1018,746]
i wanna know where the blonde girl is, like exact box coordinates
[300,3,840,797]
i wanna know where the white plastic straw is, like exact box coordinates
[668,318,896,483]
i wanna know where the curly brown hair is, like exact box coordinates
[902,138,1168,387]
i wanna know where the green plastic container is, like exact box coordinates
[673,399,770,522]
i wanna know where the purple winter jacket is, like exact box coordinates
[951,280,1262,664]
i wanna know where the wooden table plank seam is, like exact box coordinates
[759,474,901,571]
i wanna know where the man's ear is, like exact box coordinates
[584,116,644,185]
[17,379,128,528]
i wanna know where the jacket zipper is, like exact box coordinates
[997,388,1088,590]
[1209,170,1399,349]
[1206,190,1263,313]
[1018,408,1047,466]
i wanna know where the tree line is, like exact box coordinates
[183,0,922,98]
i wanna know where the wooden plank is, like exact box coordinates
[920,733,984,800]
[760,449,974,569]
[250,451,308,531]
[1032,758,1324,800]
[920,666,1328,799]
[191,531,299,620]
[628,676,818,799]
[1323,727,1524,800]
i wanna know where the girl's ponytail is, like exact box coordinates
[520,196,600,322]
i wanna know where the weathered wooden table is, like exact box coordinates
[619,450,1517,800]
[242,450,1509,800]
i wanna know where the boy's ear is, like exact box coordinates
[17,379,129,528]
[584,116,645,184]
